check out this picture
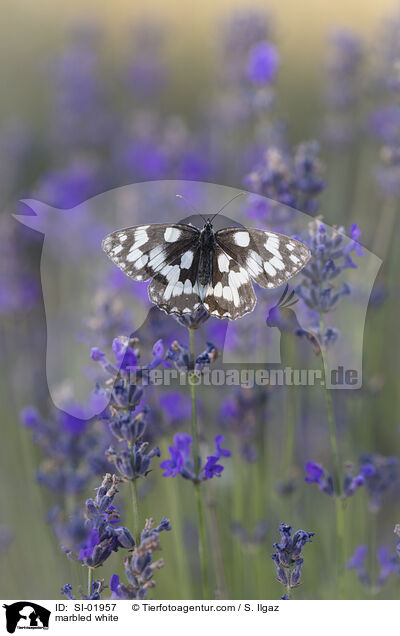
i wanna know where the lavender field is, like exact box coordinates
[0,3,399,601]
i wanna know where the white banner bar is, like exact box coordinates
[1,599,399,635]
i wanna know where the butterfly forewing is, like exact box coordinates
[102,223,200,282]
[215,227,311,289]
[203,246,256,319]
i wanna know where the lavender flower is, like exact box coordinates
[359,454,399,511]
[304,461,334,495]
[322,29,363,148]
[304,461,375,499]
[173,306,210,330]
[158,392,191,428]
[165,340,218,374]
[295,221,363,313]
[220,9,270,72]
[271,523,315,596]
[369,27,400,199]
[61,580,105,600]
[345,545,369,586]
[125,20,168,100]
[346,528,400,590]
[160,433,230,482]
[0,215,39,316]
[219,387,267,462]
[62,474,134,569]
[90,337,168,407]
[20,403,112,500]
[0,526,13,553]
[246,41,279,85]
[110,517,171,599]
[245,142,325,215]
[48,21,116,152]
[231,520,268,549]
[106,443,161,480]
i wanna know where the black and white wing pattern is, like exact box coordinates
[102,220,311,321]
[102,223,199,282]
[215,228,311,289]
[203,246,256,319]
[148,248,204,315]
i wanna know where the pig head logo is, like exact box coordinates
[13,190,152,418]
[13,182,382,414]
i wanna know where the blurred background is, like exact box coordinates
[1,0,400,601]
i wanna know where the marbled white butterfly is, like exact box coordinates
[102,195,311,320]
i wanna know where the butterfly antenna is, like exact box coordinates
[209,192,245,222]
[176,194,207,223]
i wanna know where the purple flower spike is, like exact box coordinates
[271,522,315,594]
[159,445,185,478]
[112,337,138,371]
[20,406,41,428]
[214,434,231,458]
[150,339,171,370]
[159,432,229,482]
[173,433,193,461]
[346,544,368,570]
[345,545,370,586]
[110,574,120,593]
[359,464,376,479]
[159,433,192,479]
[204,456,224,479]
[90,347,105,362]
[304,462,324,483]
[246,41,279,84]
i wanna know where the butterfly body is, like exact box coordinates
[198,220,216,287]
[102,217,311,321]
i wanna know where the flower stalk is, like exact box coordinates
[189,327,210,599]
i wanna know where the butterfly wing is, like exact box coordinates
[203,245,256,319]
[102,223,200,282]
[215,227,311,289]
[148,247,208,315]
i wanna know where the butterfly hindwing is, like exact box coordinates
[102,223,200,282]
[215,228,311,289]
[203,245,256,319]
[148,248,205,315]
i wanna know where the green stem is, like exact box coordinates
[283,390,296,478]
[195,481,211,599]
[206,495,228,599]
[127,440,141,547]
[189,328,200,476]
[189,328,210,599]
[319,313,341,495]
[163,450,193,598]
[87,566,93,597]
[335,498,346,599]
[319,313,346,598]
[129,476,141,547]
[232,438,244,598]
